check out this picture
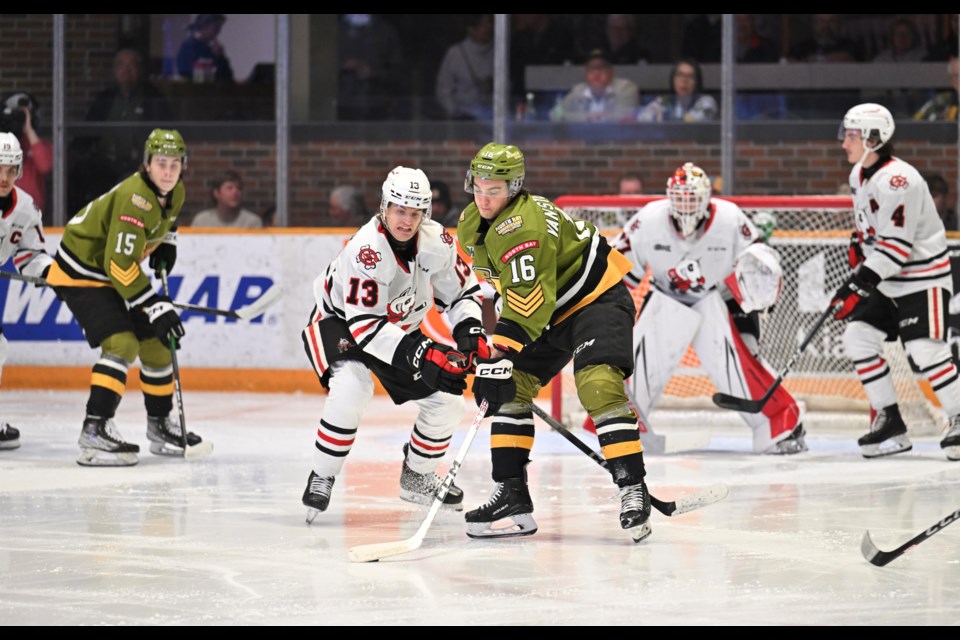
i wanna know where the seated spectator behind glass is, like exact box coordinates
[176,14,234,83]
[327,185,370,227]
[925,14,959,62]
[87,49,174,122]
[338,14,405,120]
[913,55,958,121]
[618,174,644,196]
[431,180,459,227]
[190,171,262,228]
[737,14,779,63]
[601,15,652,65]
[926,174,958,231]
[638,58,717,122]
[787,14,862,63]
[873,17,927,62]
[560,49,639,123]
[0,92,51,212]
[435,14,495,121]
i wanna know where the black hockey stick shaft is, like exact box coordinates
[529,403,682,517]
[160,266,189,452]
[0,270,46,286]
[862,507,960,566]
[712,301,838,413]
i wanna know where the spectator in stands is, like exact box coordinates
[873,17,927,63]
[618,174,643,196]
[601,15,652,65]
[190,171,263,228]
[737,14,779,63]
[435,14,495,121]
[926,174,958,231]
[637,58,717,123]
[681,15,722,64]
[88,49,174,122]
[0,92,51,212]
[559,48,639,123]
[787,14,862,63]
[337,14,405,120]
[510,14,575,102]
[176,14,234,83]
[431,180,458,227]
[925,14,959,62]
[913,55,958,121]
[327,185,370,227]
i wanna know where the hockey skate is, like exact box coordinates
[465,473,537,539]
[146,415,212,459]
[619,480,652,543]
[399,443,463,511]
[940,415,960,461]
[77,415,139,467]
[0,422,20,450]
[858,406,912,459]
[766,424,808,455]
[302,471,335,524]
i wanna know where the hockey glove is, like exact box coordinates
[847,231,865,269]
[452,318,490,371]
[149,243,177,278]
[831,267,880,320]
[142,295,185,343]
[404,335,468,395]
[472,356,516,417]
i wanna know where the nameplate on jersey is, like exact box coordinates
[495,215,523,236]
[130,194,153,212]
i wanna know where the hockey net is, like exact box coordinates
[550,195,947,436]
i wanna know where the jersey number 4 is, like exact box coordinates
[891,205,905,228]
[346,277,378,306]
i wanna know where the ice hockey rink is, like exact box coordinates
[2,389,959,626]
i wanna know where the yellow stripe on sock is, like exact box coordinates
[140,382,174,396]
[91,372,126,396]
[601,440,643,459]
[491,434,535,450]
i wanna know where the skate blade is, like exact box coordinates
[628,521,652,543]
[149,440,214,460]
[399,489,464,511]
[305,508,321,525]
[861,436,912,459]
[465,514,538,539]
[942,444,960,461]
[0,439,21,450]
[76,449,139,467]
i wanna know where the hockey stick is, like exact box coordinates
[347,399,489,563]
[861,507,960,567]
[529,404,728,516]
[0,269,281,321]
[712,301,839,414]
[159,266,213,461]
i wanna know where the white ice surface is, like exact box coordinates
[2,390,960,626]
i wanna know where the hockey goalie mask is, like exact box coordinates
[379,165,432,224]
[0,132,23,180]
[667,162,711,237]
[839,103,894,155]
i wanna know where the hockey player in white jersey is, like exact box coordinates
[832,103,960,460]
[300,166,487,521]
[0,132,53,450]
[612,162,806,454]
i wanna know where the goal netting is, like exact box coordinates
[550,195,948,436]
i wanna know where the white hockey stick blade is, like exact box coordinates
[184,440,214,461]
[670,483,729,516]
[234,286,283,320]
[347,504,439,563]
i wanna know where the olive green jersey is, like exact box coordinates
[457,192,632,352]
[47,172,184,307]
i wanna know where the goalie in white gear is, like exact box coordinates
[300,166,487,522]
[611,162,806,454]
[0,132,54,450]
[832,103,960,460]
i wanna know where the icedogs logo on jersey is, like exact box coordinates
[386,288,425,323]
[356,245,382,270]
[889,175,908,190]
[668,259,706,294]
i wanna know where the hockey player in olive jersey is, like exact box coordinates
[46,129,209,466]
[457,142,651,543]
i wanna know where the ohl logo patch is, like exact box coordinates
[356,245,382,270]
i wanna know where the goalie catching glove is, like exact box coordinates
[398,334,468,395]
[142,295,185,343]
[472,356,516,417]
[723,243,783,313]
[452,319,490,371]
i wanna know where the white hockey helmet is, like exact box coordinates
[839,103,895,154]
[379,166,432,220]
[0,132,23,179]
[666,162,712,237]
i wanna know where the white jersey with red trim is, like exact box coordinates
[611,198,758,305]
[311,217,482,366]
[0,186,53,278]
[850,155,951,298]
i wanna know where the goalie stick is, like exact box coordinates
[347,399,489,563]
[0,269,282,321]
[712,301,839,414]
[529,404,728,517]
[861,507,960,567]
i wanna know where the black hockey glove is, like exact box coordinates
[452,319,490,372]
[149,243,177,278]
[403,335,468,395]
[472,356,516,417]
[831,267,880,320]
[142,295,185,344]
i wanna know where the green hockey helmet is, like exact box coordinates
[464,142,525,197]
[143,128,187,168]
